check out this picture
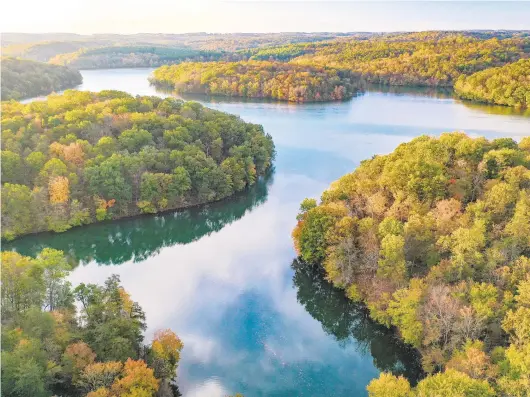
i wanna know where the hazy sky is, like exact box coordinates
[2,1,530,34]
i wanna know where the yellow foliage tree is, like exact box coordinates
[151,329,184,363]
[110,359,158,396]
[49,176,70,204]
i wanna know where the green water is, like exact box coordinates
[7,68,529,397]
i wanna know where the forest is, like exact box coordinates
[49,46,245,69]
[1,90,275,240]
[1,248,183,397]
[292,133,530,395]
[147,33,529,105]
[1,57,82,100]
[289,34,530,87]
[150,61,363,102]
[455,59,530,108]
[3,32,529,107]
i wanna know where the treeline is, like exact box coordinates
[1,249,183,397]
[292,133,530,395]
[1,57,82,100]
[2,32,348,61]
[241,42,328,62]
[1,90,274,240]
[150,61,363,102]
[288,34,530,87]
[455,59,530,108]
[49,46,245,69]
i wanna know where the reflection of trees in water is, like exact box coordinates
[367,83,529,117]
[291,259,424,385]
[5,174,273,266]
[365,84,454,99]
[458,99,530,117]
[158,82,530,118]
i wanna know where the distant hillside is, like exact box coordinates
[1,32,353,62]
[49,46,244,69]
[1,57,82,100]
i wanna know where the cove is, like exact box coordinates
[6,68,529,397]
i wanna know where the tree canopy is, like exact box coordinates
[150,61,363,102]
[293,133,530,395]
[455,59,530,108]
[289,34,530,87]
[1,249,183,397]
[1,90,274,240]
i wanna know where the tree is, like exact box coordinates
[367,373,412,397]
[118,128,153,152]
[504,191,530,253]
[293,203,348,263]
[35,248,72,311]
[1,183,33,240]
[502,277,530,345]
[1,251,44,318]
[75,275,146,362]
[38,158,69,182]
[387,279,424,348]
[378,234,407,282]
[78,362,123,392]
[110,359,158,396]
[49,176,70,204]
[469,283,499,321]
[62,342,97,384]
[1,339,49,397]
[415,369,496,397]
[96,137,117,157]
[1,150,23,184]
[446,340,497,380]
[150,329,183,379]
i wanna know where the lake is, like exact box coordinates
[7,68,530,397]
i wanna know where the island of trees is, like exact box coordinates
[455,59,530,108]
[1,57,82,100]
[1,90,274,240]
[150,61,363,102]
[293,133,530,395]
[1,248,183,397]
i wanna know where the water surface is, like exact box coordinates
[7,68,529,397]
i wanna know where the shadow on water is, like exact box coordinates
[4,174,273,266]
[457,99,530,117]
[365,84,454,99]
[366,83,529,117]
[291,259,424,386]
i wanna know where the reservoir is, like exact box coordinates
[7,68,529,397]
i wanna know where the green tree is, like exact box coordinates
[118,128,153,152]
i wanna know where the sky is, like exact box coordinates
[2,1,530,34]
